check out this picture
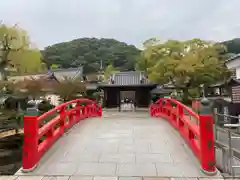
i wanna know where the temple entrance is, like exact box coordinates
[100,86,156,110]
[120,91,136,111]
[98,71,157,110]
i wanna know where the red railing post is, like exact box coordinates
[98,105,102,117]
[198,98,216,175]
[85,105,89,118]
[89,104,93,116]
[149,104,155,117]
[75,103,81,122]
[59,106,66,134]
[178,105,184,119]
[22,115,39,172]
[69,111,75,126]
[156,102,160,117]
[79,107,84,120]
[92,103,96,117]
[158,100,163,116]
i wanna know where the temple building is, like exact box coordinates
[98,71,157,108]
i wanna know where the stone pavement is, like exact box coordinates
[0,176,230,179]
[0,176,232,180]
[15,112,222,178]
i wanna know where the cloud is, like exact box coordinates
[0,0,239,49]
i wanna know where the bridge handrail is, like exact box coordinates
[149,98,216,175]
[36,98,95,122]
[22,98,102,172]
[157,98,199,116]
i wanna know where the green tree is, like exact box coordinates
[54,78,86,102]
[136,38,161,73]
[10,49,46,75]
[42,38,141,74]
[0,23,46,78]
[51,64,59,69]
[139,38,230,104]
[222,38,240,54]
[104,65,120,81]
[13,78,47,99]
[0,24,29,80]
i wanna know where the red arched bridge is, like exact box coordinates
[13,98,223,179]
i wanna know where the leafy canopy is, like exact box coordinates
[104,65,120,81]
[137,38,230,89]
[222,38,240,54]
[53,78,86,102]
[42,38,140,74]
[0,23,46,78]
[9,49,46,75]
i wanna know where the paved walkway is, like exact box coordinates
[15,112,222,178]
[0,176,226,179]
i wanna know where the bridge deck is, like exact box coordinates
[16,112,222,178]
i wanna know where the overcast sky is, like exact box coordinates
[0,0,239,49]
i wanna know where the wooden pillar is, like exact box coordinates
[134,90,137,108]
[147,88,151,107]
[118,89,121,112]
[135,89,139,108]
[103,88,108,108]
[219,87,222,96]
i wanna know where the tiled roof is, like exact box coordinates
[14,77,58,90]
[226,53,240,62]
[209,77,240,87]
[9,68,80,77]
[8,67,83,82]
[151,85,173,94]
[109,71,149,85]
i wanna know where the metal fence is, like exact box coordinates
[214,113,240,177]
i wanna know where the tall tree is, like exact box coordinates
[54,78,86,102]
[0,24,29,80]
[13,78,47,99]
[104,64,120,81]
[0,23,46,79]
[9,49,46,75]
[138,38,230,104]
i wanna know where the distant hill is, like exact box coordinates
[41,38,141,74]
[41,37,240,74]
[222,38,240,54]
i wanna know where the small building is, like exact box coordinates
[150,85,173,102]
[7,67,100,106]
[203,55,240,124]
[225,54,240,103]
[8,67,83,82]
[98,71,157,109]
[225,54,240,79]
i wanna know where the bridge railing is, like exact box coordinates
[149,98,216,175]
[22,98,102,172]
